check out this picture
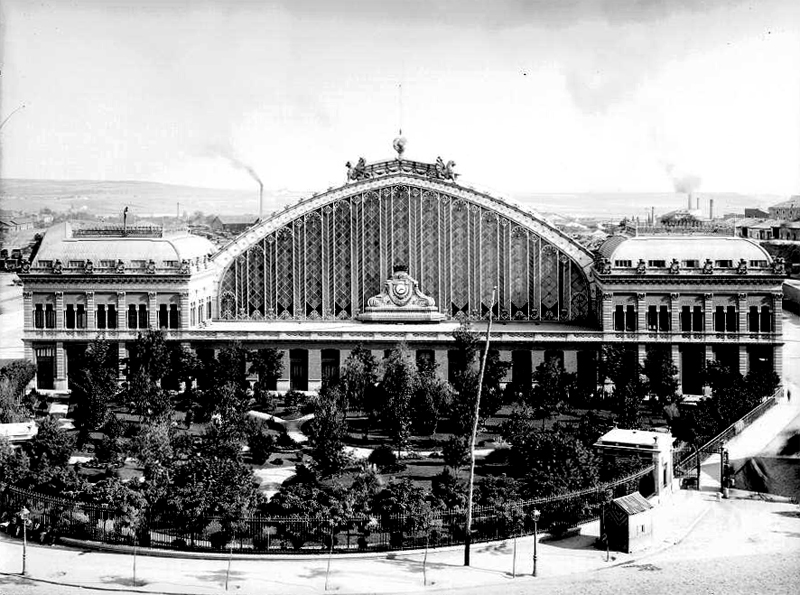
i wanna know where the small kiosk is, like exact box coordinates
[594,428,675,499]
[601,492,654,553]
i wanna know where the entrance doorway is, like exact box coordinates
[290,349,308,391]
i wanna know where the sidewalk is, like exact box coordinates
[0,489,712,595]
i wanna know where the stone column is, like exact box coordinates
[739,345,748,376]
[601,292,613,332]
[738,293,748,334]
[86,291,95,329]
[774,344,783,383]
[148,292,158,329]
[637,293,646,334]
[117,292,127,330]
[638,343,647,367]
[180,292,190,329]
[277,350,291,392]
[671,344,681,394]
[55,291,64,329]
[55,341,67,391]
[23,291,33,329]
[703,293,713,334]
[308,349,322,392]
[670,293,680,334]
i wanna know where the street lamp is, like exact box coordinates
[531,509,541,577]
[19,506,30,576]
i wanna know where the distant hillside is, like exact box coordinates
[0,179,307,218]
[0,178,785,221]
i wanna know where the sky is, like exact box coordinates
[1,0,799,197]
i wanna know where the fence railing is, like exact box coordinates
[0,465,654,554]
[673,389,780,477]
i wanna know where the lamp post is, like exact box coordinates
[19,506,30,576]
[531,509,540,577]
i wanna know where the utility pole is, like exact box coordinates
[464,286,496,566]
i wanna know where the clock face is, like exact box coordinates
[395,284,407,296]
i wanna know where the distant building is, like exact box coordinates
[0,213,36,233]
[208,215,258,234]
[744,208,769,219]
[778,221,800,241]
[769,196,800,221]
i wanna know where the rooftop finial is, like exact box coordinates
[392,135,407,159]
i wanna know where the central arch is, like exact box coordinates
[213,172,594,322]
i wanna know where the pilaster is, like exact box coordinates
[118,342,127,381]
[737,293,748,334]
[180,292,190,329]
[636,293,646,335]
[671,344,680,392]
[308,349,322,392]
[117,292,126,330]
[148,292,158,329]
[638,343,646,367]
[601,292,613,332]
[23,291,32,329]
[774,344,783,385]
[705,344,713,366]
[703,293,713,336]
[772,292,783,335]
[86,291,95,329]
[739,345,748,376]
[55,341,67,390]
[670,293,680,334]
[55,291,64,329]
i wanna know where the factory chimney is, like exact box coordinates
[651,206,655,225]
[709,198,714,220]
[259,182,264,220]
[687,192,693,211]
[695,196,700,210]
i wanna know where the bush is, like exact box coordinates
[248,431,275,465]
[368,445,397,471]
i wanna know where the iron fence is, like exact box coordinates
[0,465,654,554]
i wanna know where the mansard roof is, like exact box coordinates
[598,235,772,264]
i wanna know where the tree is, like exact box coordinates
[431,467,466,510]
[247,423,275,465]
[70,338,118,443]
[124,330,173,421]
[0,436,31,485]
[28,416,75,469]
[411,359,452,435]
[613,377,647,429]
[133,419,175,483]
[442,436,470,475]
[215,343,250,392]
[340,345,379,422]
[249,347,283,409]
[448,323,510,435]
[306,381,348,475]
[526,355,575,428]
[643,346,679,405]
[367,444,397,472]
[0,360,37,423]
[380,346,416,457]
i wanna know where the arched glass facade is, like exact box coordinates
[218,183,590,322]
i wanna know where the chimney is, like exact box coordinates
[709,198,714,220]
[651,206,655,225]
[696,196,700,210]
[258,182,264,220]
[687,192,693,211]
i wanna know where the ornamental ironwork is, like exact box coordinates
[218,184,591,322]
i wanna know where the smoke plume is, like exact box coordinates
[664,163,701,194]
[208,144,263,188]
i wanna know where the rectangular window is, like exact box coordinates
[34,304,44,329]
[190,307,196,326]
[749,260,768,268]
[749,306,759,332]
[128,305,138,329]
[681,260,699,268]
[206,300,212,319]
[99,260,116,268]
[681,306,691,332]
[138,305,148,328]
[162,260,179,267]
[625,305,636,331]
[45,304,55,328]
[614,305,625,331]
[715,260,733,268]
[107,304,117,329]
[714,306,725,332]
[38,260,53,268]
[647,260,666,267]
[760,307,771,333]
[692,306,703,331]
[726,306,737,332]
[65,304,75,329]
[614,260,632,267]
[159,304,168,328]
[659,306,670,331]
[130,260,147,269]
[647,306,658,331]
[169,304,179,329]
[97,304,106,329]
[76,304,86,329]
